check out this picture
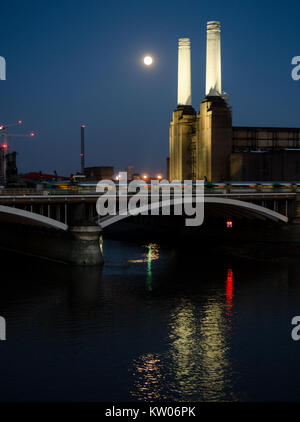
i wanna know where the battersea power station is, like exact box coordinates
[168,21,300,182]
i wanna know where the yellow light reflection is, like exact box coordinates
[168,299,198,393]
[99,235,103,254]
[128,243,159,264]
[130,353,166,401]
[168,297,238,401]
[197,299,231,401]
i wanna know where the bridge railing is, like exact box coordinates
[204,183,298,194]
[0,188,99,196]
[0,189,38,196]
[0,183,299,197]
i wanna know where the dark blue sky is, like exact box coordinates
[0,0,299,176]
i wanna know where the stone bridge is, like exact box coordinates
[0,189,300,264]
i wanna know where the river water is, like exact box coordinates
[0,238,300,401]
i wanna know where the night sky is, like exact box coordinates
[0,0,299,177]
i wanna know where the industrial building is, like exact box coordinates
[168,21,300,182]
[0,147,18,185]
[84,166,114,180]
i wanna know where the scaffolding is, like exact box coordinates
[187,124,196,180]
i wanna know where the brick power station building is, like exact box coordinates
[168,22,300,182]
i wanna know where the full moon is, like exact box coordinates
[143,56,153,66]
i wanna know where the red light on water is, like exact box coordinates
[226,220,233,228]
[18,120,22,124]
[29,132,35,137]
[225,268,234,316]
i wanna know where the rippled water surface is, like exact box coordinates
[0,239,300,401]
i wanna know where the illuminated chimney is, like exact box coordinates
[205,21,222,96]
[177,38,192,106]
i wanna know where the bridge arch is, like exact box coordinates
[0,205,68,231]
[98,196,288,228]
[204,197,288,222]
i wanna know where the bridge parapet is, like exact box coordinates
[0,191,296,223]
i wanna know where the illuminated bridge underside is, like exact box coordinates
[0,205,68,231]
[205,197,288,222]
[100,196,288,227]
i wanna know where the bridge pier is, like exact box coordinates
[67,225,103,265]
[0,222,103,266]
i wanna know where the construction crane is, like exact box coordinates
[0,121,35,185]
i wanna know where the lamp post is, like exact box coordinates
[81,124,85,175]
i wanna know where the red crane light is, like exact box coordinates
[2,143,8,149]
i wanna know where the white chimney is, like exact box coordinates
[177,38,192,105]
[205,21,222,96]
